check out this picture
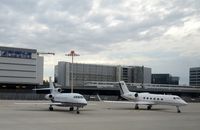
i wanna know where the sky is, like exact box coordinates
[0,0,200,85]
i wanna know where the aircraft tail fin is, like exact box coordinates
[119,81,130,95]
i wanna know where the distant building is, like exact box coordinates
[0,46,44,89]
[55,62,152,88]
[190,67,200,86]
[151,74,179,85]
[132,66,152,84]
[118,66,152,83]
[55,62,117,87]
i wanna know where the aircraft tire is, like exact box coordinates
[135,104,139,110]
[49,106,53,111]
[147,105,152,110]
[69,107,74,111]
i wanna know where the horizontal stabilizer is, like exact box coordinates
[32,88,53,91]
[103,101,155,105]
[15,102,62,105]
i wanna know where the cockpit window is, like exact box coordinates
[73,96,84,99]
[173,97,180,100]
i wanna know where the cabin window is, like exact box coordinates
[143,97,145,99]
[150,98,152,100]
[147,97,149,99]
[153,98,156,100]
[161,98,163,100]
[157,98,159,100]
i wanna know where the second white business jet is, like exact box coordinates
[16,77,87,114]
[104,81,187,113]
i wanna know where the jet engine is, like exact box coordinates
[134,93,138,98]
[45,94,54,100]
[55,88,62,93]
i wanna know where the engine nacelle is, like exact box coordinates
[45,94,54,100]
[134,93,138,98]
[55,88,62,93]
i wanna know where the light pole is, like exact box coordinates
[65,50,80,93]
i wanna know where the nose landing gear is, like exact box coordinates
[76,107,80,114]
[49,105,53,111]
[176,106,181,113]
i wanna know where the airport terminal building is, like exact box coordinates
[0,46,44,89]
[55,62,152,88]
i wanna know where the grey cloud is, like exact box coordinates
[0,0,199,84]
[1,0,195,50]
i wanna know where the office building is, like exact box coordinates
[117,66,152,83]
[132,66,152,83]
[55,62,152,88]
[190,67,200,86]
[151,74,179,85]
[0,46,44,89]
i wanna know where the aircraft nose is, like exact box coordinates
[181,100,188,106]
[82,99,87,105]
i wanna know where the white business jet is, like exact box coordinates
[105,81,187,113]
[17,77,87,114]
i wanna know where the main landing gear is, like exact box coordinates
[69,107,74,111]
[49,105,53,111]
[69,107,80,114]
[135,104,139,110]
[135,104,153,110]
[176,106,181,113]
[147,105,152,110]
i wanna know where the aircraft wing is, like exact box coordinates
[15,102,62,105]
[103,100,155,105]
[32,88,52,90]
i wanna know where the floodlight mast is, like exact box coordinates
[65,50,80,93]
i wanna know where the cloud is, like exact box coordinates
[0,0,200,84]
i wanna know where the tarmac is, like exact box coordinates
[0,100,200,130]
